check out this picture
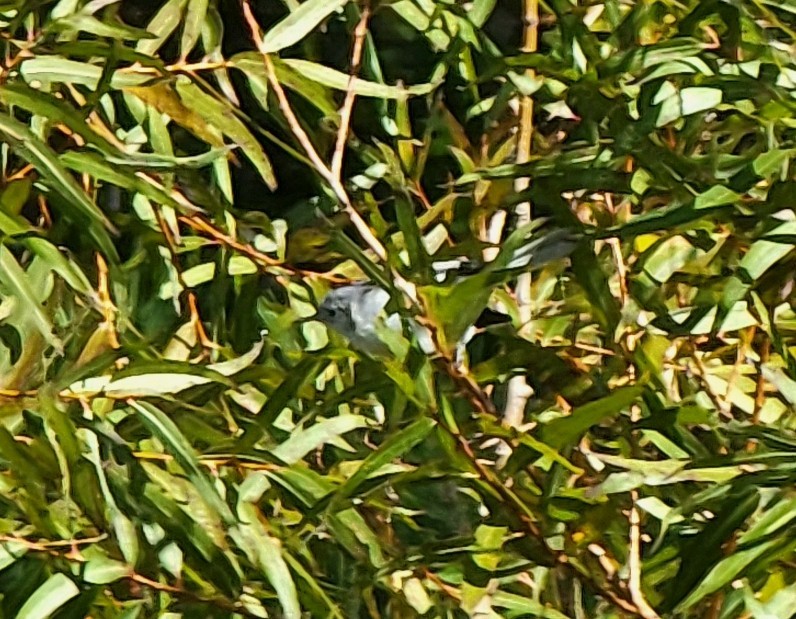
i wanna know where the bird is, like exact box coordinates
[314,225,581,359]
[315,283,434,358]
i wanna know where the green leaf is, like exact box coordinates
[752,148,792,178]
[231,54,338,117]
[19,57,149,89]
[541,384,645,448]
[81,430,140,564]
[0,245,63,353]
[657,86,722,126]
[677,538,780,611]
[271,415,370,464]
[83,557,131,584]
[282,58,437,98]
[261,0,349,53]
[50,14,153,40]
[137,0,188,55]
[129,400,236,524]
[181,0,209,57]
[331,417,435,505]
[234,502,301,619]
[16,573,79,619]
[760,365,796,407]
[394,192,427,272]
[0,424,47,497]
[328,507,388,568]
[0,177,31,215]
[59,150,194,213]
[174,77,277,189]
[0,541,27,571]
[739,496,796,545]
[23,238,93,297]
[468,0,497,27]
[693,185,739,210]
[0,113,118,261]
[237,356,326,451]
[720,219,796,313]
[492,590,571,619]
[419,278,491,353]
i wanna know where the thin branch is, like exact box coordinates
[690,344,732,417]
[628,491,661,619]
[96,253,120,350]
[749,331,770,452]
[450,425,641,615]
[0,534,107,549]
[240,0,387,262]
[0,535,262,617]
[331,5,371,180]
[503,0,539,428]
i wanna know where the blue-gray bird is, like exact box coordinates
[315,226,580,358]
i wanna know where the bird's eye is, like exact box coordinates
[327,308,336,317]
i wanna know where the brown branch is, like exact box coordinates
[96,253,121,350]
[0,534,262,617]
[177,215,342,282]
[445,423,641,615]
[689,344,732,418]
[240,0,387,263]
[752,333,770,426]
[748,332,770,452]
[331,5,371,180]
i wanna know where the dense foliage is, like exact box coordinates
[0,0,794,617]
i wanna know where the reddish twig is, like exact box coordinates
[331,5,371,180]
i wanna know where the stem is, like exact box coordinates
[503,0,539,428]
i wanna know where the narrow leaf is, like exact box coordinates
[129,400,236,524]
[0,113,118,260]
[0,245,63,353]
[261,0,349,53]
[17,574,79,619]
[541,384,645,448]
[332,417,435,504]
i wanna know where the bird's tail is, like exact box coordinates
[496,224,581,272]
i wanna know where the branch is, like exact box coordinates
[503,0,539,428]
[628,491,662,619]
[331,5,371,180]
[240,0,387,262]
[0,535,263,618]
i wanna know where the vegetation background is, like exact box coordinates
[0,0,793,617]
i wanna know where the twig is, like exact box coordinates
[96,253,120,349]
[752,331,769,426]
[6,163,33,181]
[331,5,371,180]
[0,534,263,617]
[188,291,219,350]
[628,491,661,619]
[177,214,340,280]
[179,215,272,266]
[432,395,642,616]
[748,332,770,452]
[690,344,731,418]
[240,0,387,263]
[0,534,106,549]
[607,234,628,307]
[503,0,539,428]
[423,568,462,601]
